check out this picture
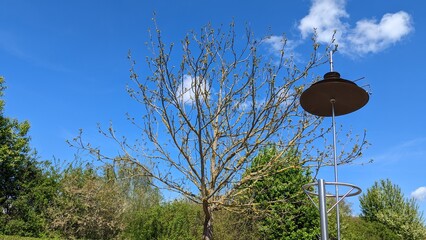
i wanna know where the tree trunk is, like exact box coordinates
[202,201,213,240]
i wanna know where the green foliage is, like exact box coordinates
[46,160,162,239]
[359,179,426,239]
[213,209,260,240]
[0,77,59,237]
[327,200,352,240]
[107,159,162,212]
[48,164,125,239]
[240,146,320,240]
[121,200,203,240]
[343,217,402,240]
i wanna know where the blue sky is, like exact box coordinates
[1,0,425,216]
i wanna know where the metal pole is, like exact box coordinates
[331,99,341,239]
[318,179,329,240]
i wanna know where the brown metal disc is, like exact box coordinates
[300,72,369,117]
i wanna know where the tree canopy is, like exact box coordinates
[359,179,426,239]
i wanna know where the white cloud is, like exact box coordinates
[347,11,413,55]
[262,36,300,57]
[176,74,209,105]
[263,36,283,51]
[263,36,287,52]
[298,0,348,45]
[296,0,413,56]
[411,187,426,201]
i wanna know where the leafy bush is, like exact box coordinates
[121,200,203,240]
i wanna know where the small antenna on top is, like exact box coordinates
[330,51,334,72]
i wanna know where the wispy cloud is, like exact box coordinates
[371,138,426,164]
[297,0,413,56]
[0,30,31,60]
[411,187,426,201]
[0,30,70,72]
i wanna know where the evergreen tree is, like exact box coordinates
[240,146,320,239]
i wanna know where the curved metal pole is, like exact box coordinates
[331,99,341,240]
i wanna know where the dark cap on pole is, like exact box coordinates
[300,72,369,117]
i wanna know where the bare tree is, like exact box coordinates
[71,22,366,240]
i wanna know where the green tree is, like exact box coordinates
[239,147,320,239]
[0,77,59,237]
[359,179,426,239]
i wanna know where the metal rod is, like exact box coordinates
[331,99,341,240]
[330,51,334,72]
[318,179,329,240]
[328,187,356,214]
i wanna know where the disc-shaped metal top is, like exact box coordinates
[300,72,369,116]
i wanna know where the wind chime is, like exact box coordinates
[300,52,369,240]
